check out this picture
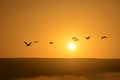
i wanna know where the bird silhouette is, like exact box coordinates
[24,41,32,46]
[49,42,53,44]
[34,41,39,43]
[74,38,79,42]
[72,37,79,42]
[86,36,90,39]
[72,37,77,40]
[101,36,107,39]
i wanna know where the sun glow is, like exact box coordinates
[68,43,76,50]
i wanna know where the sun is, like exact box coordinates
[68,43,76,50]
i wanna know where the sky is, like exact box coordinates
[0,0,120,58]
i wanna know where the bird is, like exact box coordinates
[74,38,79,42]
[72,37,79,42]
[86,36,90,39]
[101,36,107,39]
[24,41,32,46]
[34,41,39,43]
[49,42,53,44]
[72,37,77,40]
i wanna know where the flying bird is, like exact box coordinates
[72,37,79,42]
[34,41,39,43]
[49,42,54,44]
[72,37,77,40]
[101,36,107,39]
[86,36,90,39]
[24,41,32,46]
[74,38,79,42]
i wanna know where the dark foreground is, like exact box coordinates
[0,58,120,79]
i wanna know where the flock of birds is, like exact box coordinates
[71,35,107,42]
[24,35,107,47]
[24,41,54,47]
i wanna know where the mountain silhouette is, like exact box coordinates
[0,58,120,79]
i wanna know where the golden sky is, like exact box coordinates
[0,0,120,58]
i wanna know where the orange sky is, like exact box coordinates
[0,0,120,58]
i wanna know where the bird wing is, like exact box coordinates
[49,42,53,44]
[101,37,103,39]
[72,37,76,39]
[86,36,90,39]
[74,39,79,41]
[29,42,32,45]
[24,41,28,45]
[104,36,107,38]
[86,37,88,39]
[34,41,39,43]
[101,36,107,39]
